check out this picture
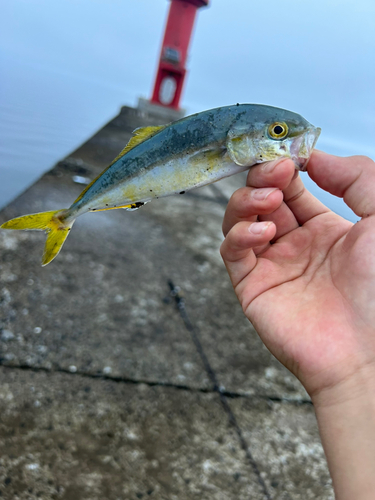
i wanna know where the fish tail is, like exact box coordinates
[1,209,74,266]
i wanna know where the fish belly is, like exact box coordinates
[74,148,250,213]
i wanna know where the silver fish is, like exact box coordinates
[1,104,320,265]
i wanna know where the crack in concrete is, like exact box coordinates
[0,361,312,405]
[0,361,211,391]
[208,182,231,206]
[167,279,272,500]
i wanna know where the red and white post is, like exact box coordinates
[139,0,209,119]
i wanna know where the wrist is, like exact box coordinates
[311,361,375,410]
[312,363,375,500]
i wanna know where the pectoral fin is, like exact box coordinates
[226,128,256,167]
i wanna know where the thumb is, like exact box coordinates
[307,151,375,218]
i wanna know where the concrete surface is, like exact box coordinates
[137,98,185,121]
[0,106,333,499]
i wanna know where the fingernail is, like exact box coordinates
[251,187,278,201]
[249,221,271,235]
[261,158,287,173]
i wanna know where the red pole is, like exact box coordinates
[150,0,209,111]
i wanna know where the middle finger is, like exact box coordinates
[222,186,283,237]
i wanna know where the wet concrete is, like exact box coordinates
[0,106,332,499]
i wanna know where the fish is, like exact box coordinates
[0,103,320,266]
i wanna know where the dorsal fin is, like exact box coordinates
[110,125,166,165]
[72,125,165,205]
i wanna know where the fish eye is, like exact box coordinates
[268,122,289,140]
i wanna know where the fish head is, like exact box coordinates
[226,106,321,171]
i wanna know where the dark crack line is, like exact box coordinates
[181,189,229,208]
[208,183,231,206]
[0,360,312,408]
[167,280,272,500]
[0,361,210,392]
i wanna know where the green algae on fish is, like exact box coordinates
[0,104,320,265]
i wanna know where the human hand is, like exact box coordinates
[220,151,375,400]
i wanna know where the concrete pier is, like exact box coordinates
[0,106,333,499]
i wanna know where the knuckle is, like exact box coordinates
[285,186,305,204]
[231,187,250,207]
[219,240,227,259]
[220,225,242,260]
[350,155,375,168]
[221,216,228,236]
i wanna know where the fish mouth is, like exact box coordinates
[291,126,321,171]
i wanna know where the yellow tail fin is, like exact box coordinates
[1,210,74,266]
